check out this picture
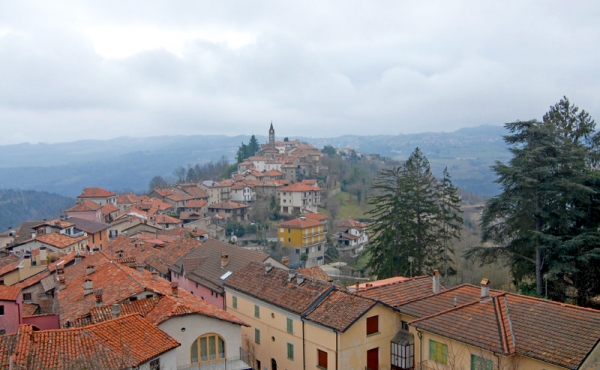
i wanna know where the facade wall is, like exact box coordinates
[338,304,401,370]
[159,315,242,368]
[304,321,338,370]
[581,340,600,370]
[22,314,60,330]
[66,210,102,222]
[225,289,304,370]
[171,272,224,309]
[0,296,21,334]
[137,348,177,370]
[88,229,107,250]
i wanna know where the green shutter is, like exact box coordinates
[287,343,294,360]
[255,304,260,318]
[255,328,260,344]
[429,340,436,361]
[287,318,293,333]
[232,296,237,309]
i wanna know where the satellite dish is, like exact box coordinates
[230,235,238,243]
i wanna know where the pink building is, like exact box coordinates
[65,200,103,222]
[0,285,22,334]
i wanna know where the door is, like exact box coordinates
[367,347,379,370]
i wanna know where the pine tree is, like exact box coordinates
[437,167,463,284]
[248,135,260,157]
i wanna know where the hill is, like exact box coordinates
[0,125,509,197]
[0,189,74,231]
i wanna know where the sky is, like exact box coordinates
[0,1,599,145]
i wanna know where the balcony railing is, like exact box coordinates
[177,351,252,370]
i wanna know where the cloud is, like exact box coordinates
[0,1,599,144]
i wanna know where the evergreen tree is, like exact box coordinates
[248,135,260,157]
[467,97,600,304]
[437,167,463,284]
[366,148,461,278]
[236,143,248,163]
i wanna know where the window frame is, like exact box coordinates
[471,354,493,370]
[190,333,226,364]
[429,339,448,365]
[232,296,238,309]
[286,318,293,334]
[149,358,160,370]
[255,328,261,344]
[287,342,294,360]
[317,349,328,369]
[254,304,260,318]
[366,315,379,335]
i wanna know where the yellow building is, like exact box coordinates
[224,261,403,370]
[356,273,600,370]
[278,216,326,267]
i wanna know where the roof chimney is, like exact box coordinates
[281,256,290,267]
[221,252,229,268]
[288,269,296,282]
[264,262,272,274]
[86,265,95,275]
[171,282,179,297]
[136,263,144,272]
[296,273,305,285]
[480,278,491,298]
[83,279,93,295]
[58,275,66,290]
[94,289,103,307]
[111,303,120,319]
[151,271,158,281]
[432,270,440,294]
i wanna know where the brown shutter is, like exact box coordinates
[318,349,328,368]
[366,315,379,335]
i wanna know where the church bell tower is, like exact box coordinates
[269,121,275,143]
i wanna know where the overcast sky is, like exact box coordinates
[1,1,599,145]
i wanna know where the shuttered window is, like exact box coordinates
[317,349,328,369]
[366,315,379,335]
[429,340,448,365]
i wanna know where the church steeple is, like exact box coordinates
[269,121,275,143]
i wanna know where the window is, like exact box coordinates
[254,304,260,318]
[191,334,226,364]
[287,343,294,360]
[255,328,261,344]
[0,305,4,315]
[232,296,238,309]
[317,349,328,369]
[401,320,409,331]
[296,249,300,254]
[366,315,379,335]
[256,360,261,370]
[286,318,293,334]
[149,358,160,370]
[429,340,448,365]
[288,238,291,242]
[288,228,291,233]
[471,354,493,370]
[99,232,102,240]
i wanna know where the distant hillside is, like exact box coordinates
[0,125,509,197]
[0,189,74,231]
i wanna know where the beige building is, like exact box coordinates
[224,262,402,370]
[277,183,322,214]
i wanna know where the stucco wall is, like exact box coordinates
[581,339,600,370]
[159,314,242,367]
[137,348,178,370]
[172,273,224,308]
[0,296,22,334]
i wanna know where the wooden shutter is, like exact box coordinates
[366,315,379,335]
[318,349,328,368]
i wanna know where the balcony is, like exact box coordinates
[177,352,252,370]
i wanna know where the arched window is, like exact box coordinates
[191,334,226,364]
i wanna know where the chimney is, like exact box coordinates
[151,271,158,280]
[281,256,290,267]
[86,265,95,275]
[31,232,36,239]
[480,278,491,298]
[288,269,296,281]
[111,303,120,319]
[58,275,66,290]
[136,263,144,272]
[83,279,93,295]
[296,273,305,285]
[453,297,458,307]
[432,270,440,294]
[355,282,360,291]
[95,289,103,307]
[264,262,272,274]
[39,247,47,265]
[171,282,179,297]
[221,252,229,268]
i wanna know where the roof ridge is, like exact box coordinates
[409,293,505,325]
[505,291,600,313]
[492,293,511,354]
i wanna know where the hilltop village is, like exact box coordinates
[0,125,599,370]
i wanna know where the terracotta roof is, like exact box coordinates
[68,217,110,233]
[264,170,284,176]
[5,314,179,369]
[208,201,249,210]
[117,193,140,204]
[66,200,102,212]
[301,179,317,185]
[154,214,182,224]
[224,262,333,314]
[0,255,19,276]
[21,303,39,316]
[171,239,269,294]
[33,233,87,250]
[355,275,440,308]
[101,203,119,215]
[186,199,207,208]
[33,219,74,230]
[57,250,242,326]
[0,334,17,369]
[77,187,116,198]
[305,290,376,332]
[278,183,323,192]
[0,285,21,300]
[297,266,332,282]
[278,217,324,229]
[336,219,366,230]
[180,212,204,220]
[152,188,173,197]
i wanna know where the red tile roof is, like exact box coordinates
[208,201,249,210]
[154,214,183,224]
[264,170,284,177]
[303,212,328,222]
[278,183,322,192]
[355,275,440,308]
[0,285,21,300]
[117,193,140,204]
[5,314,179,369]
[336,219,367,231]
[101,203,119,215]
[34,233,87,250]
[297,266,332,282]
[410,292,600,369]
[305,290,376,332]
[278,217,324,229]
[77,187,116,198]
[21,303,39,316]
[224,262,333,314]
[33,219,74,230]
[186,199,207,208]
[66,200,102,212]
